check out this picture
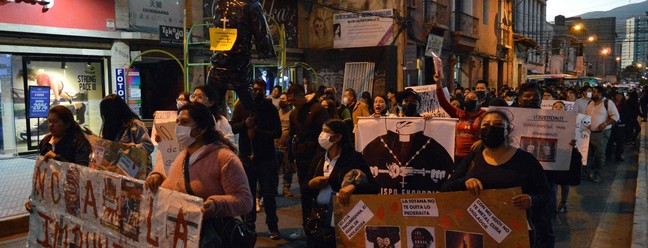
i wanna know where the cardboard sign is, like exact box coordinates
[405,85,450,118]
[154,122,184,175]
[541,100,574,111]
[489,107,577,171]
[90,138,149,179]
[357,117,457,194]
[333,188,530,247]
[209,28,238,51]
[28,158,203,247]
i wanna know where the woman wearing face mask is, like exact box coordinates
[442,110,552,248]
[306,119,379,247]
[145,102,251,247]
[176,92,191,109]
[545,101,583,215]
[435,74,486,164]
[191,85,236,145]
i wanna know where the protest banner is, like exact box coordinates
[575,114,591,165]
[490,107,577,171]
[405,85,450,118]
[357,117,457,194]
[90,138,149,179]
[541,100,574,111]
[29,158,203,247]
[333,188,530,247]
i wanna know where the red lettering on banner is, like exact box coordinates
[112,244,123,248]
[51,171,60,204]
[37,211,54,247]
[34,165,47,199]
[146,196,160,247]
[96,234,109,248]
[71,226,82,247]
[172,208,188,248]
[54,221,69,248]
[83,180,98,218]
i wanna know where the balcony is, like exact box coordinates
[453,11,479,37]
[424,1,450,30]
[451,11,479,51]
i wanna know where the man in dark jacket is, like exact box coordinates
[285,84,329,239]
[231,79,282,239]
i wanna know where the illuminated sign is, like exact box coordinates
[1,0,55,12]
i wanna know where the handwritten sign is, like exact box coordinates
[401,198,439,217]
[467,198,512,243]
[154,122,184,175]
[28,158,203,247]
[209,28,238,51]
[338,200,374,240]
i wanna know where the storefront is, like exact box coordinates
[0,1,115,154]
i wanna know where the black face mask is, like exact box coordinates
[404,103,419,116]
[476,91,486,99]
[464,99,478,112]
[455,93,463,100]
[591,96,600,102]
[480,126,506,148]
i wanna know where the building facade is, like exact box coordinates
[621,16,648,69]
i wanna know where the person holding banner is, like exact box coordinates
[371,95,397,117]
[306,119,379,247]
[25,105,92,213]
[435,75,486,164]
[99,95,154,171]
[442,110,552,248]
[145,102,252,247]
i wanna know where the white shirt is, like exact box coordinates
[585,98,620,132]
[573,97,590,115]
[214,115,237,148]
[316,151,340,206]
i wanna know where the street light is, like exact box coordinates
[601,48,610,79]
[588,36,595,42]
[573,23,583,31]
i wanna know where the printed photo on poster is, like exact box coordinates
[407,226,436,248]
[445,230,484,248]
[100,174,121,230]
[365,226,402,248]
[520,137,558,162]
[64,166,81,216]
[119,180,143,241]
[357,117,456,195]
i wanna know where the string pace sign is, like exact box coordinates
[1,0,55,12]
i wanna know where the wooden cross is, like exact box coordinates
[220,17,229,28]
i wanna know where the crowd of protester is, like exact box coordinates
[24,75,648,248]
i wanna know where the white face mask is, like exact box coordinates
[318,132,335,150]
[506,100,514,106]
[586,92,592,99]
[342,97,349,106]
[176,101,187,110]
[176,125,196,148]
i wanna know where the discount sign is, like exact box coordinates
[29,86,50,118]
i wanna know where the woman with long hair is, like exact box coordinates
[25,105,92,212]
[100,94,154,169]
[442,110,552,248]
[306,119,379,247]
[145,102,250,247]
[191,85,236,145]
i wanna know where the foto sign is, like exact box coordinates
[159,25,184,45]
[28,86,50,118]
[115,68,126,99]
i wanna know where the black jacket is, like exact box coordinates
[305,147,379,197]
[289,99,329,161]
[231,98,281,159]
[39,132,91,166]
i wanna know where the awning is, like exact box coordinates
[513,33,539,49]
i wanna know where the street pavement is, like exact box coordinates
[1,133,644,248]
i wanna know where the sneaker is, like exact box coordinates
[283,186,293,198]
[288,228,306,239]
[269,230,282,240]
[557,203,567,213]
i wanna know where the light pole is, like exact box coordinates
[616,57,621,83]
[601,48,610,80]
